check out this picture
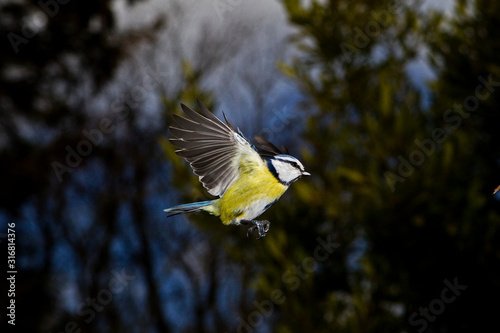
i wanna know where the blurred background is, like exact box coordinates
[1,0,499,332]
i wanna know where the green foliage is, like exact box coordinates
[268,0,500,332]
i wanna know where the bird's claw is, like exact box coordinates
[245,220,270,239]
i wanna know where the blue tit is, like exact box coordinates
[164,99,310,239]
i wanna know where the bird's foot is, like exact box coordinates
[241,220,270,239]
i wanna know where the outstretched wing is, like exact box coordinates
[169,100,263,197]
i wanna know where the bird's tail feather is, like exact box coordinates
[164,201,213,217]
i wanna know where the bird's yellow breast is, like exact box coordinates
[214,157,287,225]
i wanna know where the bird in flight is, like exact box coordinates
[164,100,310,239]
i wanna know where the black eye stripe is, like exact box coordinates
[273,156,302,170]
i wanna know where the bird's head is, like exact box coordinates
[267,155,310,185]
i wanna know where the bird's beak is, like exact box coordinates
[302,171,311,176]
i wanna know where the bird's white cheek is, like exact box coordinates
[280,170,301,184]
